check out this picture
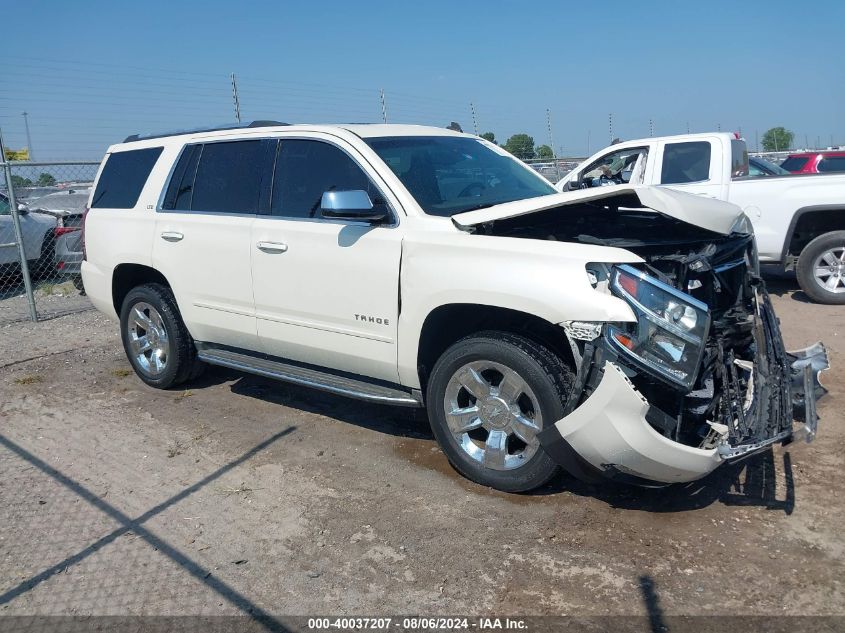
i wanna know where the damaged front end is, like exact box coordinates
[474,190,829,485]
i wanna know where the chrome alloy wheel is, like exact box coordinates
[443,361,543,471]
[813,246,845,294]
[128,302,170,376]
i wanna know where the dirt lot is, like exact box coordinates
[0,274,843,627]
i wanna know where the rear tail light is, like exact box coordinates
[81,207,89,261]
[54,226,80,237]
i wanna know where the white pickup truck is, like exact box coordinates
[556,133,845,304]
[82,123,827,493]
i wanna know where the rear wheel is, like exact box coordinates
[119,283,205,388]
[426,331,574,492]
[797,231,845,305]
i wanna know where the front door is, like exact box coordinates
[251,137,403,382]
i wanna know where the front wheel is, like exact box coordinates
[119,283,205,388]
[425,331,574,492]
[797,231,845,304]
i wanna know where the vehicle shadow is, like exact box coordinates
[191,371,795,515]
[538,449,795,514]
[762,267,813,303]
[191,368,433,441]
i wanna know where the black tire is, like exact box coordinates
[796,230,845,305]
[119,283,205,389]
[31,233,56,281]
[425,331,574,492]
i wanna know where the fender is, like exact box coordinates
[779,205,845,264]
[396,231,640,387]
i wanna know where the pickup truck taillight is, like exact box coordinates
[54,226,80,237]
[81,207,89,261]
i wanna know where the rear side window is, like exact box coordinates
[91,147,163,208]
[818,156,845,173]
[163,145,202,210]
[660,141,711,184]
[780,156,809,172]
[730,139,748,177]
[190,140,265,213]
[271,139,379,218]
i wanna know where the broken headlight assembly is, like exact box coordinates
[606,265,711,390]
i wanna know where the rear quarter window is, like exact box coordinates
[91,147,163,209]
[660,141,711,184]
[818,156,845,173]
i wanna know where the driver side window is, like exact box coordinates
[579,147,648,187]
[271,140,383,219]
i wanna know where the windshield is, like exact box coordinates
[364,136,556,216]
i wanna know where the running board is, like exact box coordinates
[196,347,423,408]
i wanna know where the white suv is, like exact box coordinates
[82,122,828,492]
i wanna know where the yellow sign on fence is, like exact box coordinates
[3,148,30,161]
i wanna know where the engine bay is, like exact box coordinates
[477,199,794,451]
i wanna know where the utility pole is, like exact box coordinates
[470,102,479,136]
[380,89,388,123]
[686,122,690,134]
[230,73,241,123]
[21,112,33,160]
[608,113,613,144]
[755,130,759,152]
[717,123,721,132]
[805,133,809,150]
[546,108,556,159]
[649,118,654,137]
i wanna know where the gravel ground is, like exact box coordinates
[0,273,842,627]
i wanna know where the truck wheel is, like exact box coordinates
[426,331,574,492]
[119,283,205,389]
[797,231,845,305]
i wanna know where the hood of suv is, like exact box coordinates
[451,185,743,236]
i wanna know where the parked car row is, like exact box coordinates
[0,186,89,284]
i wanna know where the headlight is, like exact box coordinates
[607,265,710,390]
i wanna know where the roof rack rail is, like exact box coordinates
[123,120,289,143]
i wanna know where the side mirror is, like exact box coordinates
[563,174,581,191]
[17,203,28,214]
[320,190,388,222]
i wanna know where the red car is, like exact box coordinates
[780,151,845,174]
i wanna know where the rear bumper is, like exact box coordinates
[539,306,829,486]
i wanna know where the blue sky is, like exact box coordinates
[1,0,843,159]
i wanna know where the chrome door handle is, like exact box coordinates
[256,241,288,254]
[160,231,184,242]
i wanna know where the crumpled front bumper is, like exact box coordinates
[538,343,829,487]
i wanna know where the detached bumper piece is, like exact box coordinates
[539,297,829,486]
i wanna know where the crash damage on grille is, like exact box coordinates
[477,194,828,472]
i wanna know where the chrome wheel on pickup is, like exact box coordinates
[426,331,574,492]
[797,231,845,305]
[444,361,542,470]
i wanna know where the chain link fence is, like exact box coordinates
[1,145,100,324]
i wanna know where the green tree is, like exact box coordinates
[480,132,497,144]
[503,133,536,160]
[10,175,32,188]
[37,172,56,186]
[536,144,554,159]
[762,127,794,152]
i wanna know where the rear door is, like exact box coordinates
[250,135,404,382]
[152,139,274,350]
